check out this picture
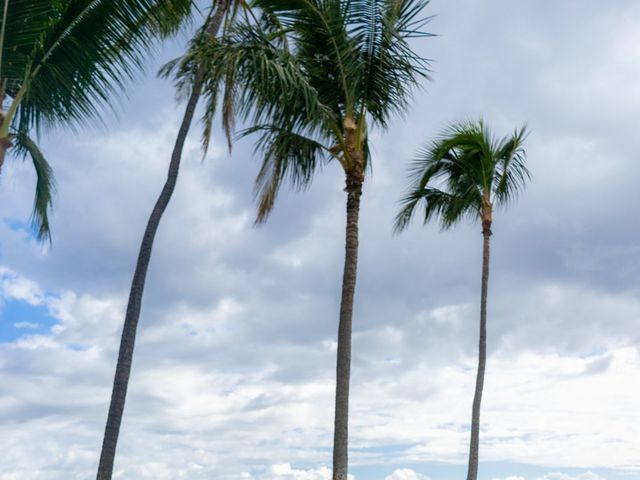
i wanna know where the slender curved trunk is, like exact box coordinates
[466,218,492,480]
[332,167,363,480]
[96,3,228,478]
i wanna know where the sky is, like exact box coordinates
[1,1,640,479]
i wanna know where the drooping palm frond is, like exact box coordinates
[243,123,332,222]
[395,120,530,233]
[11,128,54,242]
[494,125,530,204]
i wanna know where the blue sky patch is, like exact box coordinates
[0,298,59,343]
[3,218,41,244]
[350,461,631,480]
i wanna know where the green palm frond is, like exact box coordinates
[159,6,228,157]
[0,1,55,89]
[148,0,196,37]
[253,0,357,114]
[494,125,530,204]
[161,4,334,158]
[224,21,334,132]
[242,123,331,222]
[1,0,194,135]
[11,128,54,242]
[348,0,432,126]
[395,120,530,233]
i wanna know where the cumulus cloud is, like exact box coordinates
[492,474,606,480]
[537,473,606,480]
[256,463,345,480]
[385,468,432,480]
[0,267,44,305]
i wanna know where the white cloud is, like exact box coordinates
[385,468,431,480]
[0,267,43,305]
[537,473,606,480]
[258,463,333,480]
[13,321,38,329]
[492,474,606,480]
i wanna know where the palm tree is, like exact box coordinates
[0,0,192,241]
[96,1,247,477]
[205,2,432,478]
[394,120,530,480]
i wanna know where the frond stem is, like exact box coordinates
[0,82,27,137]
[0,0,9,80]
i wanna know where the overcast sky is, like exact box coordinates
[1,1,640,479]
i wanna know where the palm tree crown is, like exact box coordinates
[394,120,530,234]
[205,0,431,216]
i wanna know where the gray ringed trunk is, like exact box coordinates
[466,222,491,480]
[96,3,228,478]
[332,172,363,480]
[96,75,203,480]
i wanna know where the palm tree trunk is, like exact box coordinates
[466,222,491,480]
[0,136,11,172]
[332,171,363,480]
[0,97,11,172]
[96,3,228,479]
